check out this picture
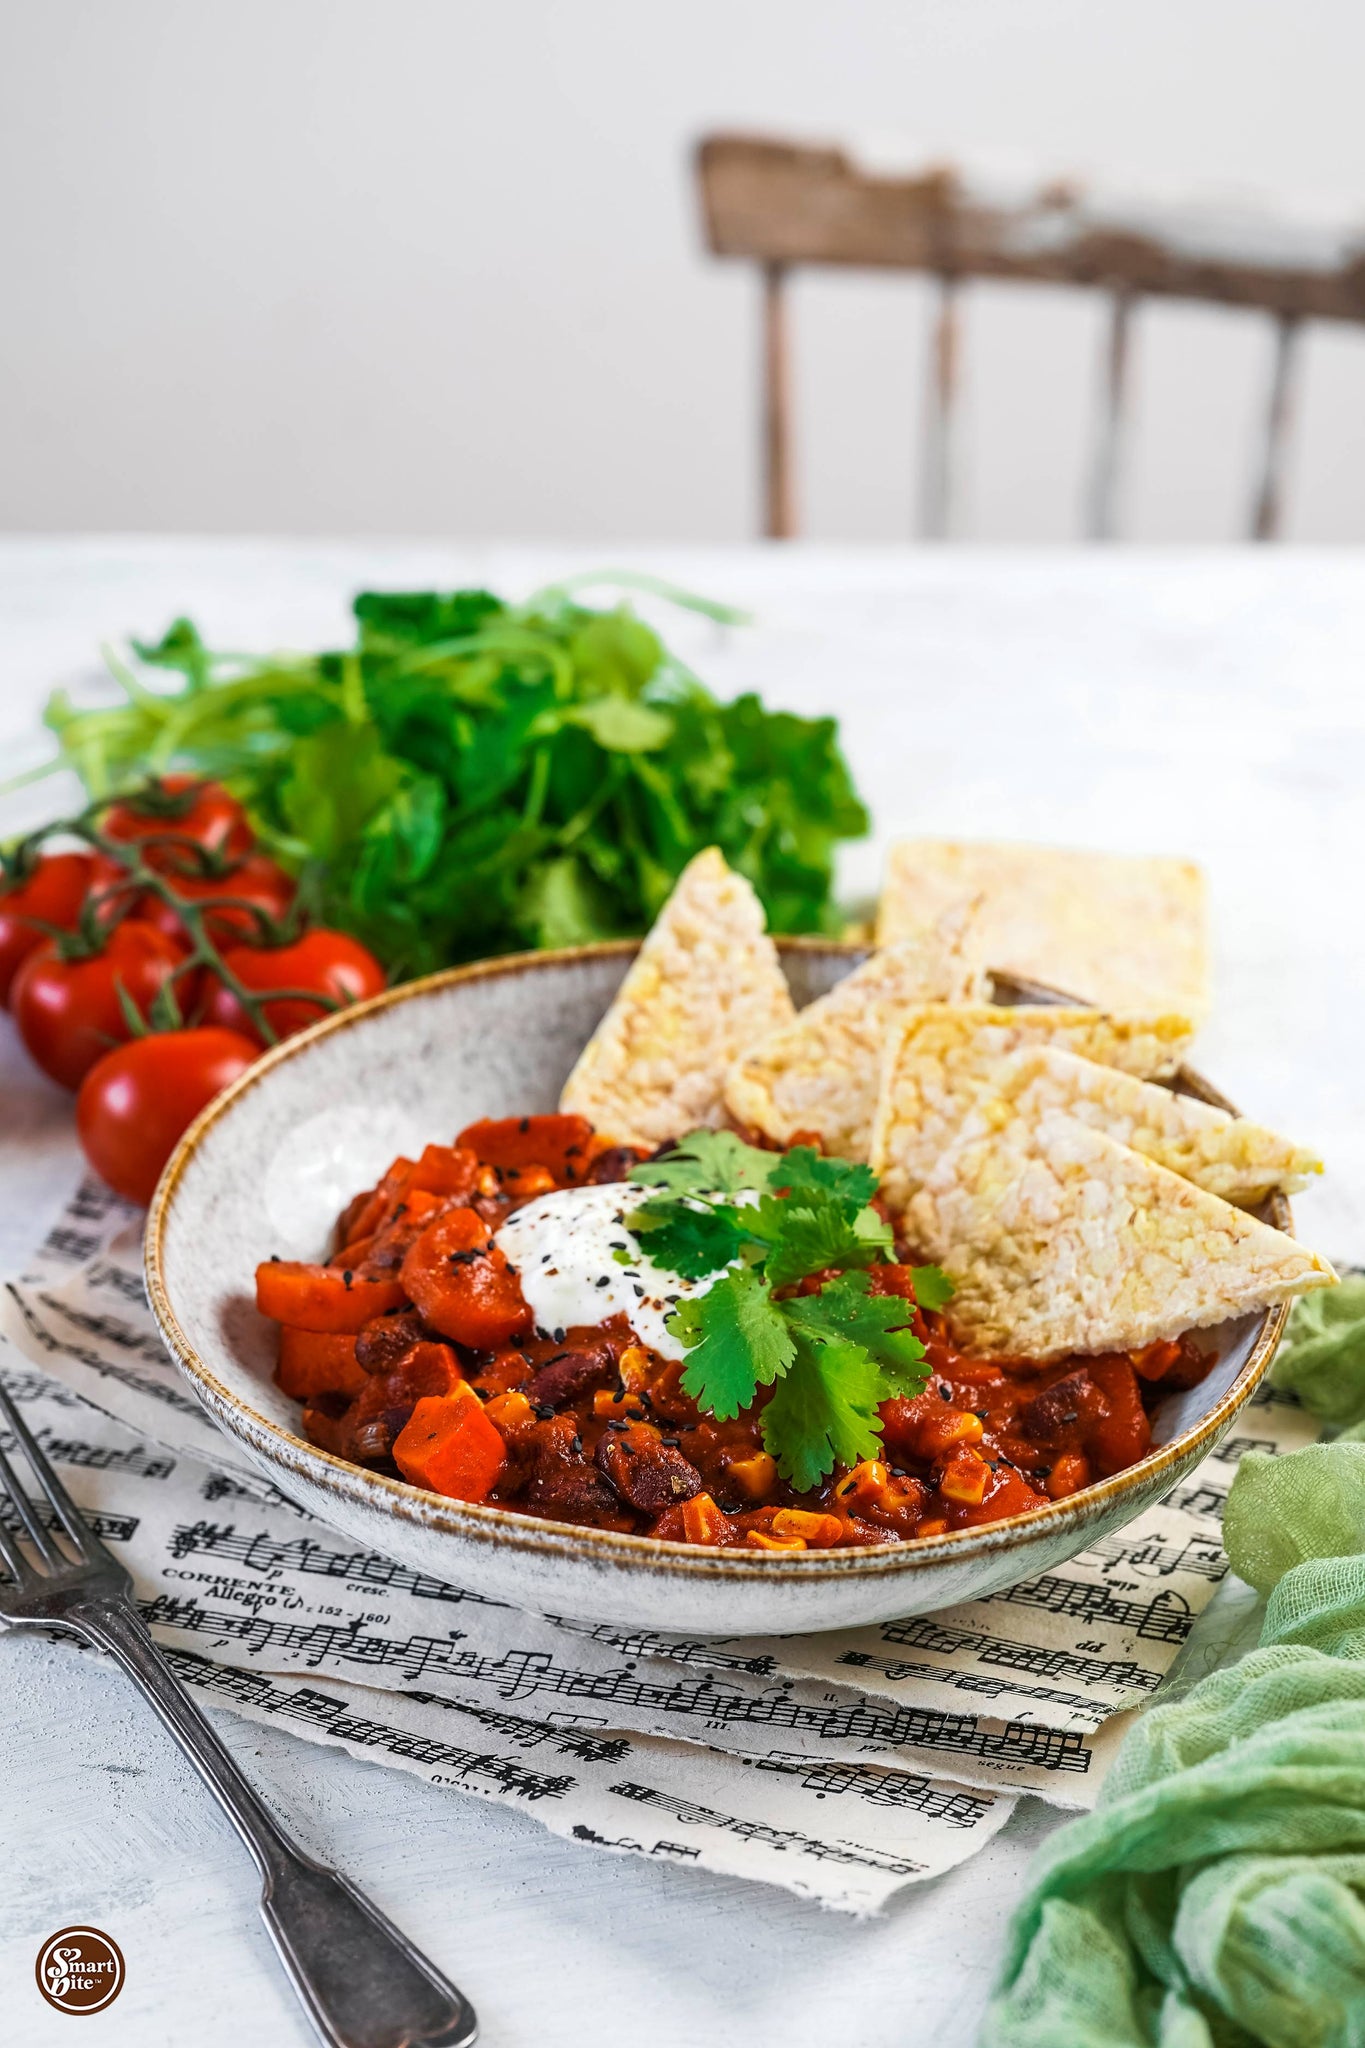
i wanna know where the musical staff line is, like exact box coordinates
[161,1650,574,1801]
[142,1596,1093,1770]
[607,1782,930,1873]
[873,1615,1159,1694]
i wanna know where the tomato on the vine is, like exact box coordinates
[11,919,189,1090]
[102,776,253,865]
[76,1027,259,1206]
[139,852,297,947]
[0,852,94,1007]
[203,929,386,1045]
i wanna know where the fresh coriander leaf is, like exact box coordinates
[775,1146,878,1213]
[627,1197,749,1279]
[909,1264,955,1312]
[784,1271,929,1392]
[761,1336,887,1491]
[752,1194,892,1289]
[669,1268,795,1420]
[564,697,674,754]
[631,1129,778,1195]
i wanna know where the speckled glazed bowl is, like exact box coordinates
[145,942,1290,1636]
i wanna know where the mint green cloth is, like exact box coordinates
[1270,1274,1365,1432]
[982,1315,1365,2047]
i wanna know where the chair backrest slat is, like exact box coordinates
[697,132,1365,540]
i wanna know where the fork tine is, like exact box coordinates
[0,1510,35,1587]
[0,1440,67,1567]
[0,1380,99,1562]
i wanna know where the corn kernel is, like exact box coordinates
[592,1388,645,1419]
[771,1508,843,1548]
[681,1492,727,1545]
[482,1389,533,1433]
[745,1530,807,1551]
[938,1449,989,1506]
[927,1410,984,1452]
[725,1450,778,1500]
[617,1345,652,1394]
[834,1458,887,1502]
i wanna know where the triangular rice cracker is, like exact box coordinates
[875,838,1209,1018]
[870,1004,1197,1218]
[988,1046,1322,1207]
[723,908,988,1161]
[560,847,795,1149]
[901,1112,1336,1359]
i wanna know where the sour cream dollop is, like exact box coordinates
[493,1181,740,1362]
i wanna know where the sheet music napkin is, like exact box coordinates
[0,1182,1318,1912]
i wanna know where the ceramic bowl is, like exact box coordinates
[145,942,1290,1636]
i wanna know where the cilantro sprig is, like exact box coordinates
[627,1131,953,1490]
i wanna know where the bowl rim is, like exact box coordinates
[144,938,1291,1585]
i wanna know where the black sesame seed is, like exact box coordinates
[570,1436,583,1456]
[518,1117,530,1133]
[607,1419,629,1433]
[342,1270,353,1287]
[938,1385,952,1402]
[633,1285,645,1299]
[661,1435,681,1448]
[596,1276,610,1288]
[535,1404,556,1420]
[554,1328,565,1343]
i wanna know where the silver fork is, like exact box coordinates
[0,1380,477,2048]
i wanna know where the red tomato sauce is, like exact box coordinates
[255,1114,1213,1550]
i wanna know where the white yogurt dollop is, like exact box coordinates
[493,1181,738,1362]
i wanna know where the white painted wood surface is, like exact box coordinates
[2,540,1362,2045]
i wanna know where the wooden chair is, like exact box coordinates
[696,133,1365,541]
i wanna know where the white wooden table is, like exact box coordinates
[2,541,1362,2046]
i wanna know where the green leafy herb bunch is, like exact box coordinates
[41,575,868,979]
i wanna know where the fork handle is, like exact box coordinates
[67,1598,478,2048]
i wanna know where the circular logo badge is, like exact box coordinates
[35,1928,126,2015]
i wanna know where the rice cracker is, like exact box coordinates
[870,1003,1197,1217]
[876,839,1208,1018]
[982,1045,1322,1207]
[900,1112,1335,1358]
[559,847,795,1149]
[723,909,988,1161]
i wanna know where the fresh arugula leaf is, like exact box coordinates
[783,1272,928,1392]
[630,1129,778,1196]
[909,1264,955,1312]
[774,1146,878,1213]
[761,1337,888,1492]
[669,1269,795,1420]
[627,1197,750,1279]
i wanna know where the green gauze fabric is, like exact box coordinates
[1270,1274,1365,1432]
[980,1435,1365,2048]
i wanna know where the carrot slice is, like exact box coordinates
[399,1207,532,1348]
[255,1260,408,1334]
[456,1114,595,1182]
[275,1328,366,1401]
[392,1385,507,1501]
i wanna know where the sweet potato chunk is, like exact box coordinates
[400,1207,532,1348]
[392,1385,507,1502]
[275,1327,366,1401]
[256,1260,408,1334]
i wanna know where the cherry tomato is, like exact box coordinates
[101,776,253,865]
[0,852,94,1007]
[11,919,189,1090]
[139,853,297,947]
[76,1027,259,1206]
[203,929,386,1045]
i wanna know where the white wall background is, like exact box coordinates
[4,0,1365,544]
